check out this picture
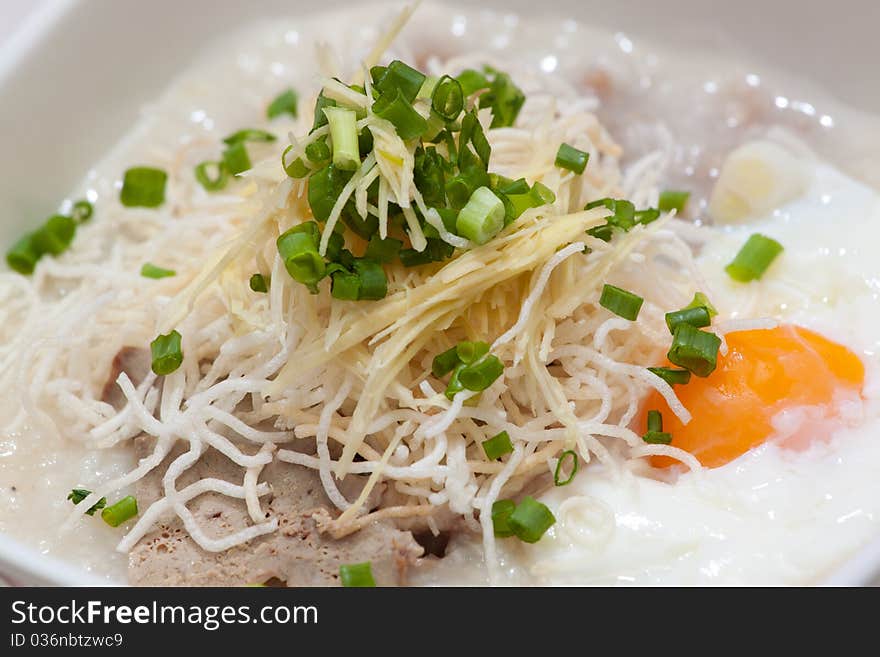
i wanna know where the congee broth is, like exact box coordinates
[2,2,880,586]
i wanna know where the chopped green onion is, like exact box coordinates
[373,60,426,103]
[399,238,454,267]
[599,284,643,321]
[456,341,490,365]
[643,431,673,445]
[585,198,636,231]
[658,189,690,213]
[482,430,513,460]
[432,346,460,378]
[339,562,376,587]
[120,167,167,208]
[647,366,692,386]
[352,259,387,300]
[6,234,40,275]
[553,450,578,486]
[479,70,525,128]
[277,223,325,294]
[32,215,76,256]
[585,224,614,243]
[308,165,353,222]
[282,147,310,179]
[222,129,276,146]
[330,269,360,300]
[150,330,183,376]
[194,160,229,191]
[249,273,269,293]
[665,306,711,334]
[458,354,504,392]
[444,363,466,400]
[417,76,439,100]
[311,91,337,132]
[323,106,361,171]
[67,488,106,516]
[508,496,556,543]
[305,138,331,164]
[725,233,784,282]
[456,186,505,245]
[491,499,516,537]
[364,236,402,264]
[456,69,490,96]
[431,75,464,121]
[101,495,138,527]
[635,207,661,225]
[140,263,175,279]
[71,200,93,223]
[222,142,251,176]
[372,89,427,140]
[555,143,590,174]
[685,292,718,318]
[647,409,663,433]
[667,323,721,377]
[267,88,299,119]
[494,176,530,195]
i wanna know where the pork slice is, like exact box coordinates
[101,347,152,410]
[128,437,422,586]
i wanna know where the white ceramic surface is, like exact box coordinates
[0,0,878,586]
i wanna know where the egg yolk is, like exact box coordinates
[641,325,864,468]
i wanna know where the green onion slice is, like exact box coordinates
[5,234,40,275]
[431,76,464,121]
[643,431,673,445]
[150,330,183,376]
[32,215,76,256]
[282,146,310,179]
[67,488,107,516]
[432,346,460,378]
[222,142,251,176]
[555,143,590,175]
[458,354,504,392]
[456,186,505,245]
[373,60,426,103]
[352,259,387,301]
[455,341,490,365]
[339,562,376,587]
[508,496,556,543]
[194,160,229,191]
[71,200,93,223]
[101,495,138,527]
[647,366,692,386]
[667,323,721,377]
[665,306,711,334]
[120,167,167,208]
[456,69,490,96]
[324,106,361,171]
[647,409,663,433]
[658,189,690,213]
[249,273,269,293]
[599,284,644,321]
[725,233,784,282]
[482,431,514,460]
[267,88,299,119]
[140,263,176,279]
[222,129,276,146]
[372,88,427,141]
[553,450,578,486]
[491,499,516,537]
[685,291,718,317]
[277,223,325,294]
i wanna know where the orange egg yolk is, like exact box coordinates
[640,325,864,468]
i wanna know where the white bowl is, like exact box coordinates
[1,0,878,586]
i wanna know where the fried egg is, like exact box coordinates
[515,145,880,585]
